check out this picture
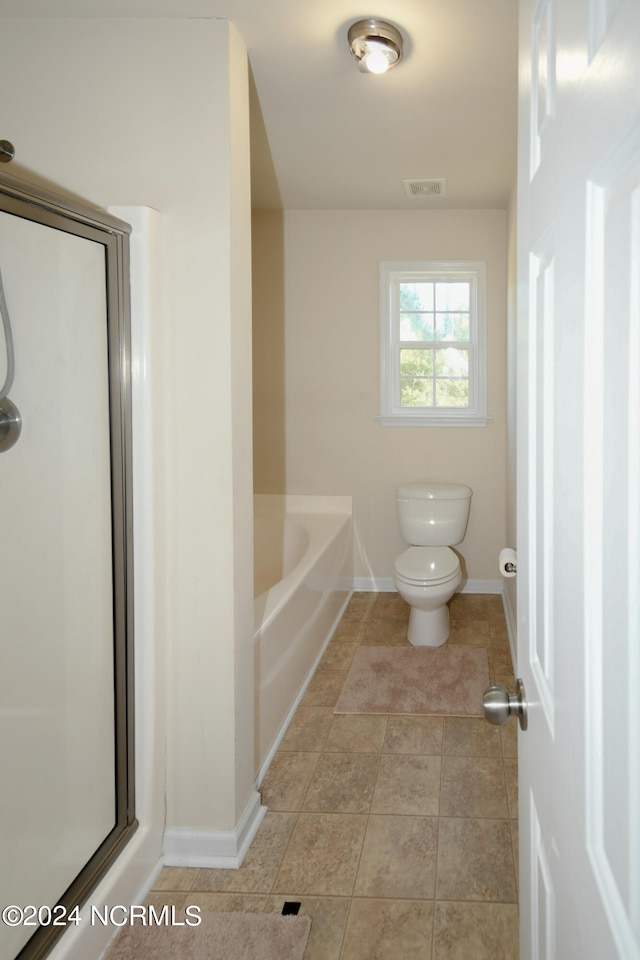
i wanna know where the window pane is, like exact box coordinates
[400,348,433,376]
[399,282,433,311]
[434,312,470,341]
[436,379,469,407]
[435,281,470,311]
[435,348,469,377]
[401,378,433,406]
[400,312,435,341]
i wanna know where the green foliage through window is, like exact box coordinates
[398,282,471,409]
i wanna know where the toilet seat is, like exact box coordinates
[394,546,460,586]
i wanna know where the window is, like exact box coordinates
[379,260,489,426]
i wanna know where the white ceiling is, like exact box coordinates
[238,0,519,209]
[0,0,519,210]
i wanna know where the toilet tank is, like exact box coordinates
[396,482,472,546]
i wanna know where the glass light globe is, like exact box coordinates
[364,46,391,74]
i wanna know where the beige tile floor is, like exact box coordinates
[151,592,520,959]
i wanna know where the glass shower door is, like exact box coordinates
[0,176,136,960]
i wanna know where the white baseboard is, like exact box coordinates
[460,579,503,594]
[501,585,517,672]
[353,577,396,592]
[353,577,502,595]
[163,790,266,869]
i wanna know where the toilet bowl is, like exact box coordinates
[393,482,472,647]
[394,546,462,646]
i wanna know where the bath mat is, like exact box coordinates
[103,910,311,960]
[334,645,489,717]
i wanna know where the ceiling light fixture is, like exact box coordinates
[348,18,404,75]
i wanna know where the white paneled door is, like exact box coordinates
[517,0,640,957]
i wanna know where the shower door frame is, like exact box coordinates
[0,170,137,960]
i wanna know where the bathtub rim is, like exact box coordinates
[253,495,352,636]
[254,493,352,516]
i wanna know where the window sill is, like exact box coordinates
[377,415,492,428]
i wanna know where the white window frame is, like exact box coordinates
[378,260,489,427]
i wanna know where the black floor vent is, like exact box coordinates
[281,901,301,915]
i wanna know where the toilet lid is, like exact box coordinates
[394,546,460,585]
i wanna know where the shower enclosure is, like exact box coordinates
[0,170,136,960]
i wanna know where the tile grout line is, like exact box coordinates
[269,709,335,909]
[431,714,447,960]
[336,715,389,960]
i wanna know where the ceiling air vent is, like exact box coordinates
[403,178,447,198]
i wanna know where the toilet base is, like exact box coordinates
[407,604,450,647]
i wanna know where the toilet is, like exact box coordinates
[393,482,472,647]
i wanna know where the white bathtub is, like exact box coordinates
[253,494,353,782]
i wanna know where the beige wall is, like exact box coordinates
[0,17,256,951]
[252,208,286,491]
[255,208,508,585]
